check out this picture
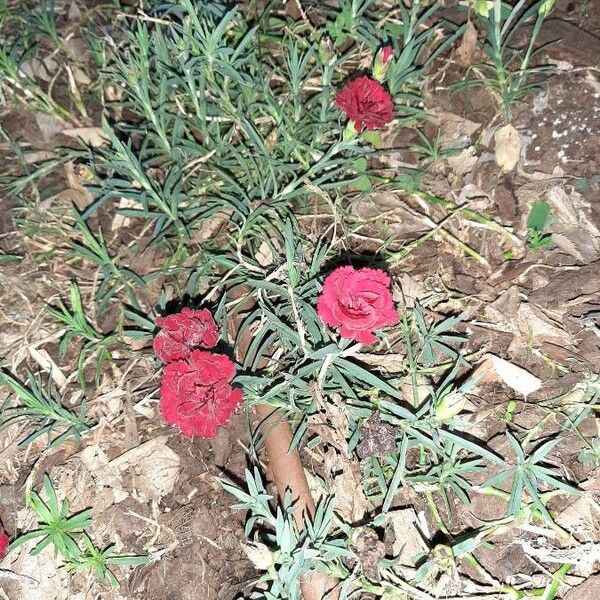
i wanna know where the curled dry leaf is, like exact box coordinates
[494,124,522,172]
[241,541,277,571]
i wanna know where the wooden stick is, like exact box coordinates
[230,287,339,600]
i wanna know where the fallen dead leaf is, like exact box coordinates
[388,508,428,566]
[111,197,139,231]
[455,19,480,67]
[555,496,598,542]
[79,444,129,506]
[35,112,66,141]
[61,127,109,148]
[110,436,181,503]
[430,110,481,147]
[515,303,567,348]
[324,448,368,523]
[446,146,478,175]
[255,240,275,267]
[546,186,600,262]
[472,353,542,397]
[564,575,600,600]
[494,124,522,172]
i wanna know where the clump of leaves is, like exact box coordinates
[527,200,553,251]
[409,128,462,168]
[69,210,145,312]
[10,475,93,558]
[481,432,579,525]
[9,475,148,586]
[222,468,352,600]
[0,369,90,447]
[64,534,149,588]
[47,282,120,386]
[457,0,556,122]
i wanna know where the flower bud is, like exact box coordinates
[469,0,494,18]
[539,0,555,17]
[319,36,335,66]
[343,120,359,140]
[241,542,278,571]
[373,45,393,82]
[435,391,467,422]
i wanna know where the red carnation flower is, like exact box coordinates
[317,266,398,344]
[153,307,218,363]
[335,76,394,131]
[160,350,243,438]
[0,527,9,561]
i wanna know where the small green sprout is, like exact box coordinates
[527,200,553,251]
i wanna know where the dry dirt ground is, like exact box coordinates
[1,1,600,599]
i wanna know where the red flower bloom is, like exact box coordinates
[160,350,243,438]
[0,527,9,561]
[317,266,398,344]
[335,76,394,131]
[153,307,219,363]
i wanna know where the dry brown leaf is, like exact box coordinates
[564,575,600,600]
[446,146,478,175]
[430,110,481,147]
[389,508,428,565]
[455,19,480,67]
[4,548,71,600]
[555,497,599,542]
[110,436,181,503]
[79,444,129,505]
[545,186,600,262]
[324,449,368,523]
[494,124,522,172]
[35,113,66,141]
[255,240,274,267]
[61,127,109,147]
[358,352,406,373]
[400,374,430,405]
[516,303,566,347]
[472,353,541,396]
[111,197,139,231]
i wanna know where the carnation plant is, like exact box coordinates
[458,0,556,122]
[89,2,571,597]
[0,0,571,597]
